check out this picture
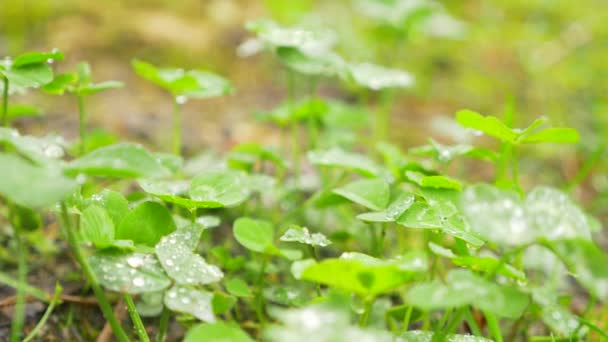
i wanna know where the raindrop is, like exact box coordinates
[127,255,145,268]
[176,95,188,105]
[133,277,145,287]
[165,259,174,267]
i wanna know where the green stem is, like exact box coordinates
[255,256,268,325]
[442,307,467,334]
[77,95,87,155]
[402,305,413,332]
[124,293,150,342]
[156,307,170,342]
[2,76,8,127]
[484,311,504,342]
[172,98,181,157]
[287,71,299,183]
[464,307,483,336]
[60,202,129,342]
[358,297,375,327]
[23,283,63,342]
[10,233,28,342]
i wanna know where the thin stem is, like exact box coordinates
[156,307,170,342]
[172,98,182,157]
[443,307,467,334]
[287,71,299,183]
[464,307,483,336]
[484,311,504,342]
[255,256,268,325]
[358,297,375,327]
[402,305,413,332]
[23,283,63,342]
[2,76,8,127]
[60,202,129,342]
[77,95,87,155]
[10,232,28,342]
[124,293,150,342]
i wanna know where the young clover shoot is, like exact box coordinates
[456,109,579,189]
[43,62,123,154]
[0,49,63,127]
[131,59,233,157]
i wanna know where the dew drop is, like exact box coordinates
[133,277,145,287]
[175,95,188,105]
[127,255,145,268]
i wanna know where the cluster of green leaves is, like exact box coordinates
[1,41,606,342]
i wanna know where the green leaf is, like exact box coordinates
[0,128,66,165]
[451,256,526,281]
[276,46,343,76]
[344,62,414,90]
[396,202,443,229]
[89,190,129,228]
[116,202,176,247]
[3,63,54,89]
[225,278,253,298]
[89,251,171,294]
[406,171,462,190]
[546,239,608,301]
[456,109,518,143]
[12,50,64,67]
[461,184,594,246]
[333,178,390,211]
[519,128,580,144]
[308,148,385,177]
[301,254,420,296]
[411,139,497,163]
[6,104,42,120]
[164,286,216,322]
[233,217,275,253]
[77,80,124,95]
[132,59,232,98]
[279,225,332,247]
[0,153,77,208]
[212,292,237,315]
[357,192,415,223]
[155,229,223,285]
[80,205,115,248]
[407,270,529,318]
[42,73,78,95]
[66,143,171,179]
[227,142,286,169]
[246,19,336,56]
[185,322,254,342]
[189,170,251,207]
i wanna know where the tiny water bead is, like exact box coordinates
[175,95,188,105]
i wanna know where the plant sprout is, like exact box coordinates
[132,59,233,156]
[43,62,123,154]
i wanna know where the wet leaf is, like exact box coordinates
[89,190,129,228]
[225,278,253,298]
[164,286,215,322]
[89,251,171,294]
[280,225,332,247]
[456,110,518,143]
[406,171,462,191]
[155,229,223,285]
[189,170,251,207]
[357,192,415,223]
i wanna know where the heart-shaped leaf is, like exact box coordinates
[155,228,223,285]
[80,205,115,248]
[189,170,251,207]
[66,143,171,179]
[0,152,76,208]
[333,178,390,211]
[164,286,215,322]
[116,202,176,247]
[233,217,275,253]
[89,251,171,294]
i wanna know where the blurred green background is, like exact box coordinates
[1,0,607,198]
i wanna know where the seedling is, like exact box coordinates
[132,59,233,156]
[43,62,123,154]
